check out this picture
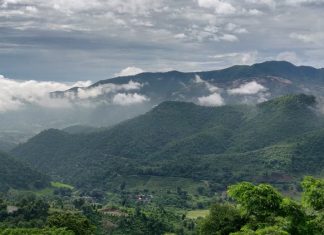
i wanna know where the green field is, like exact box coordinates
[51,181,74,190]
[106,175,207,194]
[186,209,209,219]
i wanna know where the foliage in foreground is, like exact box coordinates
[0,228,74,235]
[199,176,324,235]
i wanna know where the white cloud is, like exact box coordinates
[0,75,90,112]
[112,93,149,106]
[115,67,145,77]
[76,81,143,99]
[194,75,224,106]
[198,93,224,106]
[228,81,267,95]
[0,74,147,112]
[290,32,324,44]
[225,23,248,34]
[219,34,239,42]
[245,0,276,8]
[0,0,323,77]
[194,75,220,92]
[174,33,187,39]
[209,51,258,65]
[197,0,236,15]
[276,51,300,64]
[284,0,324,6]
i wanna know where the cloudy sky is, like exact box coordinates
[0,0,323,82]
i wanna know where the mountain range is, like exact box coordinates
[56,60,324,106]
[11,94,324,193]
[2,60,324,151]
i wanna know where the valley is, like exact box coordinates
[0,93,323,234]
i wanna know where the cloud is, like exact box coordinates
[0,0,323,80]
[0,75,91,112]
[194,75,220,92]
[219,34,239,42]
[194,75,224,106]
[245,0,276,8]
[75,81,143,99]
[276,51,300,64]
[198,93,224,107]
[225,23,248,34]
[0,74,147,112]
[209,51,259,65]
[284,0,324,6]
[197,0,236,15]
[290,32,324,44]
[174,33,187,39]
[115,67,145,77]
[228,81,267,95]
[112,93,149,106]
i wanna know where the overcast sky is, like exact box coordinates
[0,0,323,82]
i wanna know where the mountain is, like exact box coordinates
[11,94,324,192]
[0,140,16,152]
[62,125,101,135]
[0,151,50,192]
[2,61,324,141]
[0,131,32,152]
[45,61,324,131]
[57,61,324,105]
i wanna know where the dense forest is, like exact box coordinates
[11,94,324,193]
[0,94,323,234]
[0,152,49,192]
[0,177,322,234]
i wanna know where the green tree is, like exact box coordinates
[279,198,308,234]
[199,204,244,235]
[15,195,49,221]
[301,176,324,211]
[0,228,74,235]
[47,212,95,235]
[231,226,289,235]
[0,198,7,220]
[227,182,283,221]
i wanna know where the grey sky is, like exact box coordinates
[0,0,323,82]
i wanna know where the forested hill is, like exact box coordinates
[0,151,50,192]
[12,94,324,191]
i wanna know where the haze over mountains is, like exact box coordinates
[1,60,324,150]
[11,94,324,193]
[1,62,324,234]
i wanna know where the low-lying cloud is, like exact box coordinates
[198,93,224,107]
[195,75,225,107]
[0,75,149,112]
[0,75,91,112]
[112,93,149,106]
[194,75,220,93]
[228,81,267,95]
[75,81,143,99]
[115,67,145,77]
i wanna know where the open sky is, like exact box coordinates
[0,0,323,82]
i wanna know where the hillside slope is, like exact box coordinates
[12,94,324,191]
[0,152,50,192]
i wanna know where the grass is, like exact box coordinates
[106,175,207,194]
[186,210,209,219]
[51,181,74,190]
[34,187,54,196]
